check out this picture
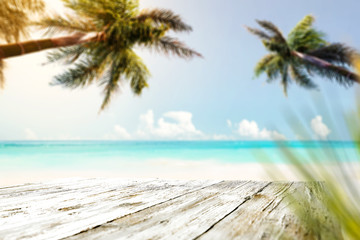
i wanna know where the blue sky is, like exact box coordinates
[1,0,360,140]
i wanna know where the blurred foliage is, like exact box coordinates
[247,15,359,95]
[0,0,44,43]
[250,15,360,239]
[0,0,201,109]
[35,0,201,110]
[263,92,360,239]
[0,0,44,88]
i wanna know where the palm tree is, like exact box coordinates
[246,15,359,95]
[0,0,201,109]
[0,0,44,88]
[0,0,44,43]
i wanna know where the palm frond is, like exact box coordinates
[124,51,149,95]
[36,13,96,35]
[307,43,357,66]
[10,0,44,10]
[287,15,326,52]
[289,65,318,89]
[280,64,289,96]
[250,15,360,95]
[137,9,192,32]
[47,45,87,64]
[52,60,99,88]
[149,36,202,59]
[254,54,276,77]
[52,47,111,88]
[61,0,114,27]
[100,50,150,110]
[256,20,286,43]
[61,0,138,26]
[245,26,271,40]
[0,0,44,42]
[288,28,326,52]
[100,58,121,110]
[303,61,355,87]
[288,15,315,39]
[37,0,200,111]
[265,55,283,82]
[262,40,290,55]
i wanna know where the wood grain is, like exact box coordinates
[0,179,340,240]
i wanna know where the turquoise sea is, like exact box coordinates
[0,141,358,172]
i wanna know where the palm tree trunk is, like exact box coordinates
[291,51,359,83]
[0,32,100,59]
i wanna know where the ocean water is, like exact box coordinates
[0,141,358,172]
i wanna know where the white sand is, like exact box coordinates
[1,160,359,187]
[0,162,304,187]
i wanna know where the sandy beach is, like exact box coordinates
[0,162,281,187]
[2,161,360,187]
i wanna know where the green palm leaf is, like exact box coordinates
[0,0,44,43]
[289,64,317,89]
[256,20,286,43]
[302,60,355,87]
[136,9,193,32]
[308,43,356,66]
[46,46,87,64]
[244,26,271,40]
[150,36,202,58]
[279,63,289,96]
[287,15,315,40]
[254,54,276,77]
[99,49,150,110]
[37,14,97,35]
[33,0,201,110]
[247,14,359,94]
[265,55,283,82]
[100,55,123,111]
[52,46,112,88]
[0,0,45,88]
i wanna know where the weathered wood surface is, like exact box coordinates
[0,178,341,240]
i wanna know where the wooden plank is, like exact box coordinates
[65,181,269,240]
[0,179,155,209]
[0,179,219,240]
[0,178,149,199]
[0,179,157,222]
[0,179,338,240]
[196,182,342,240]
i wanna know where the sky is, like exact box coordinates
[1,0,360,141]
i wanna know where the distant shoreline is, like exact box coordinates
[2,161,359,187]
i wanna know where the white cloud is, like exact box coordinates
[136,110,204,140]
[114,125,132,140]
[311,116,331,140]
[108,112,289,141]
[25,128,38,140]
[103,110,205,140]
[236,120,286,140]
[138,110,155,134]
